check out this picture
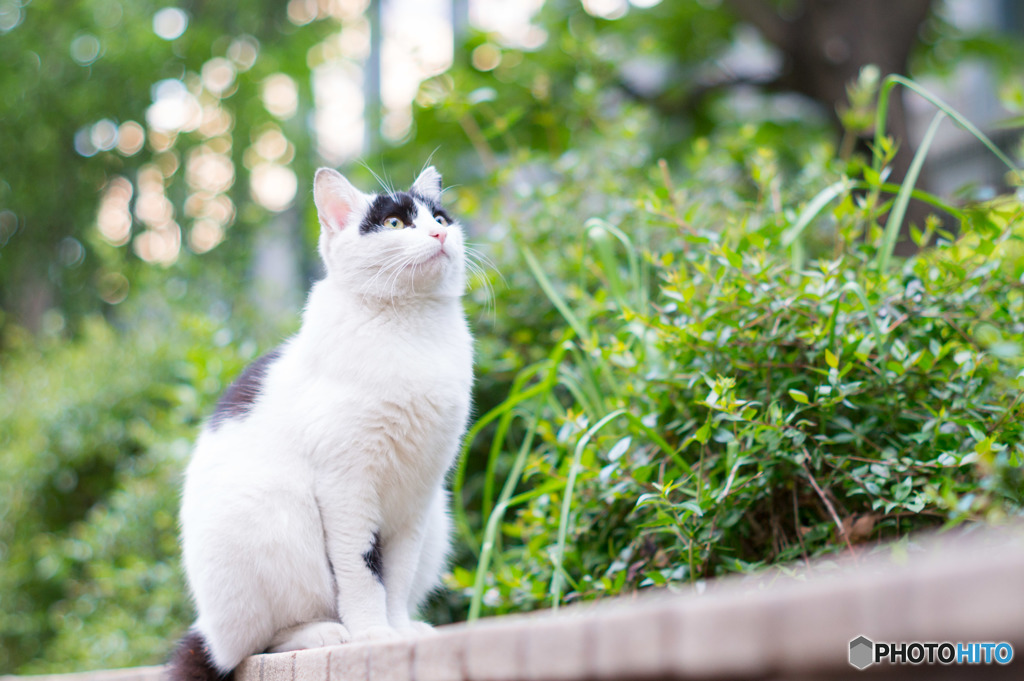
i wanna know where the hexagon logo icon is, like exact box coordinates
[849,636,874,670]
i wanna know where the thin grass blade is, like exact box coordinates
[468,402,543,621]
[875,75,1022,180]
[521,244,588,340]
[550,408,627,610]
[877,111,945,272]
[781,179,852,247]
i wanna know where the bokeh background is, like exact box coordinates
[2,0,1023,674]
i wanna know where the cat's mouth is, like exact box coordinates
[424,245,448,263]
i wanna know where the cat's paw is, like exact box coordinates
[350,625,401,644]
[268,621,351,653]
[398,621,436,637]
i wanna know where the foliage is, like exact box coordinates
[447,82,1024,617]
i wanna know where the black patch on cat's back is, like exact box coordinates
[208,347,283,431]
[363,531,383,583]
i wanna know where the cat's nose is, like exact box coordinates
[429,226,447,245]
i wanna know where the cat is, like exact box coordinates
[168,166,474,681]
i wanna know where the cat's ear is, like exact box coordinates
[411,166,443,202]
[314,168,365,233]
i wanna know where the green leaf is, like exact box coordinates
[694,421,712,444]
[788,389,810,405]
[721,244,743,269]
[967,423,987,442]
[645,570,668,586]
[678,500,704,517]
[607,436,631,461]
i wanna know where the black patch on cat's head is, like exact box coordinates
[410,190,453,226]
[359,192,417,235]
[208,347,282,431]
[363,530,383,583]
[359,191,453,235]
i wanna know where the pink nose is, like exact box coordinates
[430,226,447,244]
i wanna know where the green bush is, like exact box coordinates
[0,308,256,673]
[450,84,1024,618]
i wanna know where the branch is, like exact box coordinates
[801,456,858,558]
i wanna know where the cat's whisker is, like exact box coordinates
[464,258,492,296]
[463,244,498,273]
[421,147,441,172]
[359,254,411,303]
[360,161,397,199]
[462,244,498,315]
[359,251,418,308]
[465,255,494,286]
[386,257,420,312]
[381,257,411,305]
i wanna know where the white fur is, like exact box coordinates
[179,167,473,672]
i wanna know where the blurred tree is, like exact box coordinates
[0,0,333,340]
[401,0,1022,195]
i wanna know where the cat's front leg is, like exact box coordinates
[381,520,434,635]
[316,488,397,642]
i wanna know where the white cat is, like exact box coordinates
[169,166,473,680]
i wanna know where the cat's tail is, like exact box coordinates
[167,629,232,681]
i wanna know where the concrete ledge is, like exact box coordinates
[0,667,165,681]
[7,524,1024,681]
[220,524,1024,680]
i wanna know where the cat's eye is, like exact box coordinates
[384,216,405,230]
[434,214,449,226]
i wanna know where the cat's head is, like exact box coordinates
[312,166,465,301]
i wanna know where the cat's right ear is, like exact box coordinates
[314,168,365,234]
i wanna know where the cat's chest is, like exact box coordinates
[342,325,471,403]
[284,330,471,460]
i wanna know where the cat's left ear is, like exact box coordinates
[314,168,366,234]
[411,166,443,203]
